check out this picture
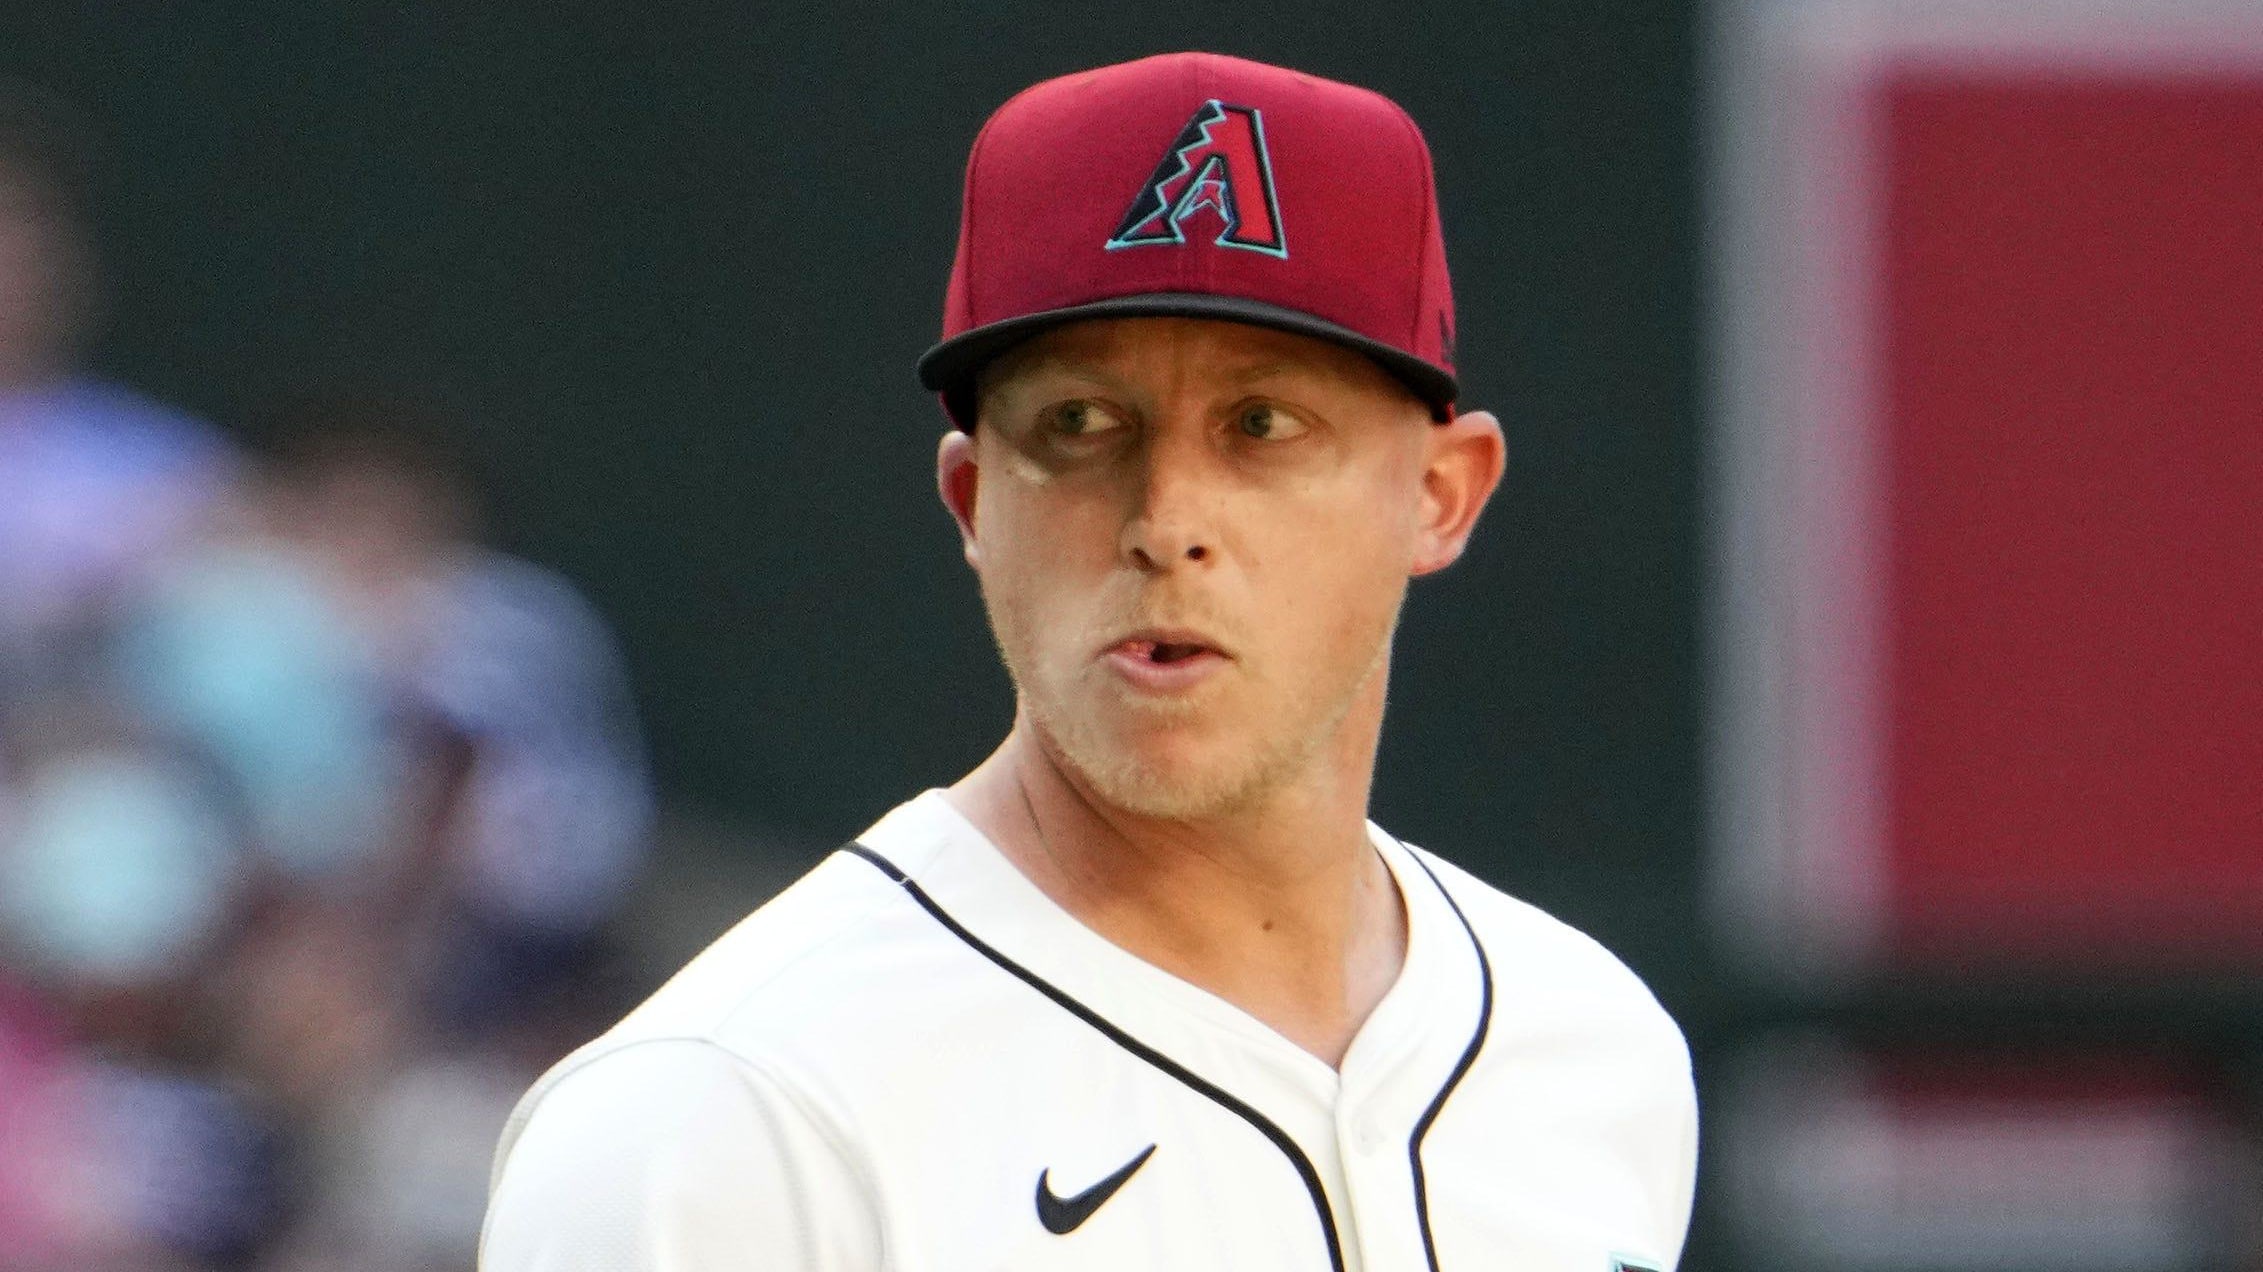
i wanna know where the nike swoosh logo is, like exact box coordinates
[1035,1144,1156,1235]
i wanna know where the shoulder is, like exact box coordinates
[517,845,927,1088]
[433,548,607,633]
[481,1034,883,1270]
[483,849,922,1269]
[491,798,1022,1179]
[12,379,235,475]
[419,548,626,688]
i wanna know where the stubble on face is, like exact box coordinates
[984,579,1400,822]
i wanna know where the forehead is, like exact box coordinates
[979,316,1409,402]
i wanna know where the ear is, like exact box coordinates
[936,428,982,568]
[1410,408,1506,576]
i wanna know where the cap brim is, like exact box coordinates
[916,293,1458,428]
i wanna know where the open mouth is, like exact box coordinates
[1122,639,1214,665]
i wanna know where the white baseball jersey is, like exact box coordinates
[480,791,1698,1271]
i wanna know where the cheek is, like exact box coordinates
[1256,488,1417,663]
[973,479,1115,644]
[1281,467,1421,593]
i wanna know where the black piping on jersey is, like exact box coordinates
[1403,851,1496,1272]
[841,842,1348,1272]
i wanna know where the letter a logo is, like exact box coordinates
[1107,100,1287,258]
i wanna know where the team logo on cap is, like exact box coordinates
[1106,99,1287,258]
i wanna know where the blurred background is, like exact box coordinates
[0,2,2254,1270]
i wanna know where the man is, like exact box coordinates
[482,52,1697,1271]
[0,83,236,699]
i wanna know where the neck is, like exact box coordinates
[945,679,1406,1069]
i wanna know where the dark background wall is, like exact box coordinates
[5,0,1709,1235]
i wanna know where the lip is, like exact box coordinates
[1099,626,1233,693]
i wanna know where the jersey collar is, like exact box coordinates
[852,790,1492,1156]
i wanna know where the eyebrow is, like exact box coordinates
[1228,362,1308,385]
[979,352,1109,398]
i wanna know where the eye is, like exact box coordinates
[1043,398,1132,439]
[1233,401,1310,442]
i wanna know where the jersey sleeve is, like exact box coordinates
[480,1038,882,1271]
[1660,1054,1699,1270]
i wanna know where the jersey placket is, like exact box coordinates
[1330,831,1495,1272]
[903,796,1493,1272]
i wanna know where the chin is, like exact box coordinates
[1076,755,1265,822]
[1047,707,1298,822]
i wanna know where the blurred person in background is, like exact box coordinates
[0,116,655,1260]
[0,71,654,1269]
[237,391,655,1052]
[6,387,656,1270]
[0,695,284,1272]
[0,81,270,1272]
[133,390,657,1272]
[0,82,236,704]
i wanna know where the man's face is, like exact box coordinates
[944,316,1495,820]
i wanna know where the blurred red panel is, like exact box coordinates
[1879,69,2263,961]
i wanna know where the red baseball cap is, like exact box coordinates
[917,52,1458,428]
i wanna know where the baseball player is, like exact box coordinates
[481,51,1697,1271]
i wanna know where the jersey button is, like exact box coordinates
[1354,1118,1388,1155]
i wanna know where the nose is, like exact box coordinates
[1119,430,1217,573]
